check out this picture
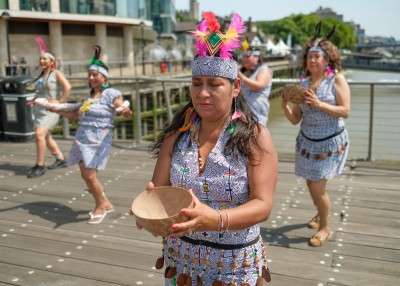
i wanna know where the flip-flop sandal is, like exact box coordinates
[88,208,114,216]
[87,211,108,224]
[308,215,320,229]
[309,231,333,247]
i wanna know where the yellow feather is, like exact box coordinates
[223,28,238,41]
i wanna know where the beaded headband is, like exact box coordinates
[35,37,55,61]
[308,46,327,57]
[191,12,246,80]
[88,45,109,77]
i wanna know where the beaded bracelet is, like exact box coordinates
[223,209,230,232]
[216,209,224,231]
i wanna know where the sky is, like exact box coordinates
[175,0,400,39]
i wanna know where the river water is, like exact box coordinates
[268,69,400,162]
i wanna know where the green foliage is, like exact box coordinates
[257,14,356,50]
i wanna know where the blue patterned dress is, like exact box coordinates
[241,65,273,126]
[67,88,121,170]
[164,120,266,285]
[295,74,349,180]
[33,71,61,129]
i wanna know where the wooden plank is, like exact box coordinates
[0,246,164,285]
[0,262,122,286]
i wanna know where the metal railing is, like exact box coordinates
[57,76,400,162]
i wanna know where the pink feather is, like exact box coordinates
[229,13,246,35]
[219,13,246,59]
[193,19,208,56]
[35,37,47,53]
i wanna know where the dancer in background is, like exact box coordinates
[238,40,273,126]
[53,46,132,224]
[28,37,71,178]
[281,22,350,246]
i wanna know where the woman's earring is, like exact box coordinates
[324,65,334,78]
[231,98,247,123]
[101,81,110,89]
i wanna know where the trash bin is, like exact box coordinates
[0,76,36,142]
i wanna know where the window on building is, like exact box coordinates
[20,0,50,11]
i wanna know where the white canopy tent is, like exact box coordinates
[272,38,291,56]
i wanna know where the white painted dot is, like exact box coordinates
[288,216,292,219]
[12,278,19,282]
[148,274,154,277]
[272,224,277,228]
[324,253,330,257]
[2,234,7,237]
[336,263,341,267]
[65,252,71,255]
[98,230,104,233]
[108,225,114,228]
[333,249,337,253]
[72,197,77,201]
[28,220,33,223]
[9,229,14,232]
[267,259,272,263]
[77,245,83,249]
[329,278,335,281]
[318,283,324,286]
[82,240,88,244]
[136,281,143,285]
[334,269,339,273]
[93,235,98,238]
[28,270,34,274]
[320,261,326,265]
[46,265,52,269]
[58,258,64,262]
[339,256,344,259]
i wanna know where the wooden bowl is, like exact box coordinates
[282,84,307,104]
[131,186,193,237]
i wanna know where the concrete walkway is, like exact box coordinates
[0,139,399,286]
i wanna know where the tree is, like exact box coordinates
[257,14,356,50]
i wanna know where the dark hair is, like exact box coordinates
[149,78,264,163]
[301,39,341,77]
[88,62,111,95]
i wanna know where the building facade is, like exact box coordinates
[0,0,158,76]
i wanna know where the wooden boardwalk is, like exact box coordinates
[0,139,399,286]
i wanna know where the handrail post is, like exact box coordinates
[161,81,173,121]
[62,117,70,139]
[367,84,375,161]
[135,78,142,144]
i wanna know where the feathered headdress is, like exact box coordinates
[35,37,55,60]
[190,12,246,80]
[88,45,108,77]
[191,12,245,59]
[308,20,336,47]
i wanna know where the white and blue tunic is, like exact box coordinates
[33,71,61,129]
[67,88,121,170]
[295,74,349,180]
[241,65,273,126]
[165,120,266,285]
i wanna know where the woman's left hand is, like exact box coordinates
[304,88,321,108]
[170,189,217,238]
